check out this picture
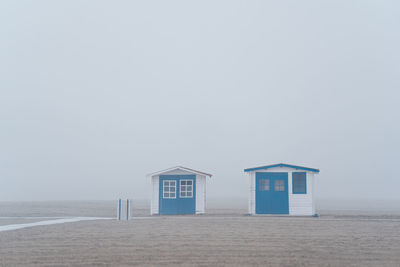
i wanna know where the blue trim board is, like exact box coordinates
[244,163,320,173]
[126,199,130,220]
[118,199,121,221]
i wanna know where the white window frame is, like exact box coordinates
[163,180,176,199]
[259,178,270,191]
[274,179,285,191]
[179,179,193,198]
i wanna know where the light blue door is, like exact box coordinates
[256,172,289,214]
[159,175,196,215]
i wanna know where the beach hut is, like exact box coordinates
[244,163,320,216]
[148,166,212,215]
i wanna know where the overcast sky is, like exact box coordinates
[1,1,399,201]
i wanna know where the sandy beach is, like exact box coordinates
[0,200,399,266]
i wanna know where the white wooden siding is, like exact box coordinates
[195,175,206,214]
[247,166,317,216]
[150,176,159,215]
[289,172,314,216]
[161,169,194,175]
[249,172,256,215]
[311,173,316,215]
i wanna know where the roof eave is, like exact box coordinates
[244,163,320,173]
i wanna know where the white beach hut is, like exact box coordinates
[148,166,212,215]
[244,163,320,216]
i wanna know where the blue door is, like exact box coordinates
[256,172,289,214]
[159,175,196,215]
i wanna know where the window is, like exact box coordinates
[180,180,193,198]
[259,179,270,191]
[293,172,306,194]
[163,180,176,198]
[274,179,285,191]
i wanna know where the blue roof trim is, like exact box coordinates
[244,163,320,173]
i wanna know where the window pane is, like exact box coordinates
[259,179,270,191]
[275,180,284,191]
[293,173,306,194]
[179,180,193,198]
[163,180,177,198]
[264,179,270,191]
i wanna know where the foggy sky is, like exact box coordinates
[1,1,399,201]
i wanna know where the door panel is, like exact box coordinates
[256,172,289,214]
[159,175,196,215]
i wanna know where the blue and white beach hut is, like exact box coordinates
[148,166,212,215]
[244,163,320,216]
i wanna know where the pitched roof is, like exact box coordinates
[244,163,320,173]
[147,166,212,177]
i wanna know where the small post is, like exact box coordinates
[126,199,130,220]
[117,199,121,221]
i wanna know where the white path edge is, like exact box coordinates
[0,217,112,232]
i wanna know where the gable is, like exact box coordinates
[160,169,194,176]
[148,166,212,178]
[244,163,319,173]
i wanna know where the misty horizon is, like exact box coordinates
[1,1,399,202]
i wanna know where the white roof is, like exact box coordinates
[147,166,212,178]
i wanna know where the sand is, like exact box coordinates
[0,200,399,266]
